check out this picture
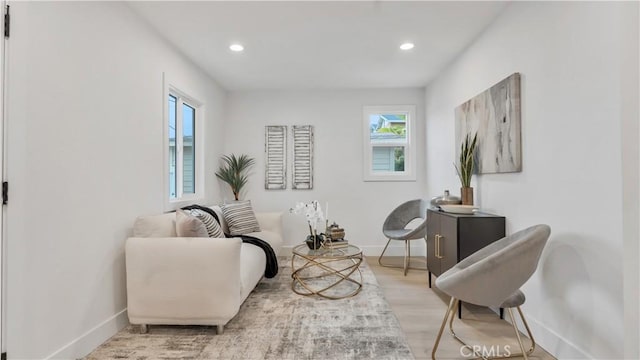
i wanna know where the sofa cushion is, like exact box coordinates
[239,242,267,302]
[133,212,177,237]
[189,209,225,238]
[175,209,208,237]
[221,201,261,236]
[244,230,283,257]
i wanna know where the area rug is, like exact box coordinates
[84,258,414,360]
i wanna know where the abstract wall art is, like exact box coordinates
[455,73,522,174]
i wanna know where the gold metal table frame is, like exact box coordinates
[291,244,363,300]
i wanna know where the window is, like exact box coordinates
[165,82,203,207]
[363,105,416,181]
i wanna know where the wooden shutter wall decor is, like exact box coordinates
[292,125,314,190]
[265,125,287,190]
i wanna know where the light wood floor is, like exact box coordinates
[368,256,556,360]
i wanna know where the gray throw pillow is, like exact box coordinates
[175,209,209,237]
[221,200,261,236]
[189,209,225,238]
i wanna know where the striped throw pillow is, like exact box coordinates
[189,209,225,238]
[221,200,261,236]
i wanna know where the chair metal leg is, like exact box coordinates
[508,308,528,360]
[216,324,224,335]
[378,238,393,266]
[432,297,457,360]
[516,306,536,355]
[139,324,148,334]
[447,299,484,358]
[378,238,428,276]
[404,240,410,276]
[443,303,536,359]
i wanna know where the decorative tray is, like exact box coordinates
[439,205,477,214]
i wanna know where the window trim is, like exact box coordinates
[363,105,416,182]
[163,73,205,210]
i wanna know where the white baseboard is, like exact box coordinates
[501,310,592,359]
[45,309,129,360]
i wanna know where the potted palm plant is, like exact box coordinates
[454,132,478,205]
[215,154,255,201]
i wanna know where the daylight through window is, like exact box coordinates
[168,91,199,201]
[363,105,416,181]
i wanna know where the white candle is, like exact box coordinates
[325,202,329,222]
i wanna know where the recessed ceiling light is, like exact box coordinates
[400,42,415,51]
[230,44,244,52]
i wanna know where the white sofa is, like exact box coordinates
[125,205,283,334]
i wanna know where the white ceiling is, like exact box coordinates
[127,1,508,90]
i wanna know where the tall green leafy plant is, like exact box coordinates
[454,133,478,188]
[215,154,255,201]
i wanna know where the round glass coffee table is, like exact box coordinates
[291,243,363,300]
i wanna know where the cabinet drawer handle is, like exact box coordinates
[435,234,443,259]
[434,234,439,258]
[438,235,444,259]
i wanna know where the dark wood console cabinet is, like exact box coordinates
[426,209,505,317]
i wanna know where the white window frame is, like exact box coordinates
[363,105,416,182]
[163,74,205,210]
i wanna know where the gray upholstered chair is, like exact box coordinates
[431,224,551,360]
[378,199,429,276]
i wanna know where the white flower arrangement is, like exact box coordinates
[290,200,326,237]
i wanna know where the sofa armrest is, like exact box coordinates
[255,212,283,236]
[126,237,242,325]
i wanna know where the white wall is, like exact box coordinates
[5,2,227,358]
[224,89,426,256]
[424,2,638,359]
[620,1,640,357]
